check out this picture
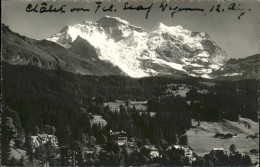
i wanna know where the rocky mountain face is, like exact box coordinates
[1,24,123,75]
[211,54,260,80]
[47,16,228,78]
[2,16,259,80]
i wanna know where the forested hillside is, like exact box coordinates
[2,62,258,166]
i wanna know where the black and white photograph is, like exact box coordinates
[1,0,259,166]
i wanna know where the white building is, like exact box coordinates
[166,145,196,163]
[31,134,58,149]
[212,148,224,151]
[141,145,160,158]
[109,130,128,146]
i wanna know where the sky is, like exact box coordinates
[2,0,259,59]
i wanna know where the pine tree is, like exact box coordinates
[33,126,39,135]
[179,135,188,145]
[229,144,236,155]
[25,134,34,163]
[1,117,17,165]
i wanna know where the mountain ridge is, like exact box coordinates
[211,54,260,80]
[47,16,228,78]
[1,24,123,76]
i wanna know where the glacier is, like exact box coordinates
[47,16,227,78]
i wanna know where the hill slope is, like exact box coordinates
[1,24,123,76]
[187,118,259,163]
[211,54,260,80]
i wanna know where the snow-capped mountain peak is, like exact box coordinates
[97,15,130,25]
[47,16,227,78]
[152,22,189,35]
[153,22,168,30]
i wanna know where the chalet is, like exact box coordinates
[31,134,58,149]
[212,148,224,151]
[166,145,195,163]
[109,130,127,146]
[128,138,136,148]
[212,148,225,153]
[47,134,58,147]
[83,147,94,154]
[140,145,160,159]
[37,134,49,144]
[211,148,228,155]
[31,136,41,148]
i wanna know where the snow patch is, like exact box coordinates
[222,73,243,76]
[47,17,226,78]
[197,51,210,58]
[210,64,222,70]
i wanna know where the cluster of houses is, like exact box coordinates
[103,100,147,112]
[108,130,227,164]
[29,130,226,164]
[108,130,200,162]
[30,134,58,151]
[138,145,227,163]
[138,144,197,162]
